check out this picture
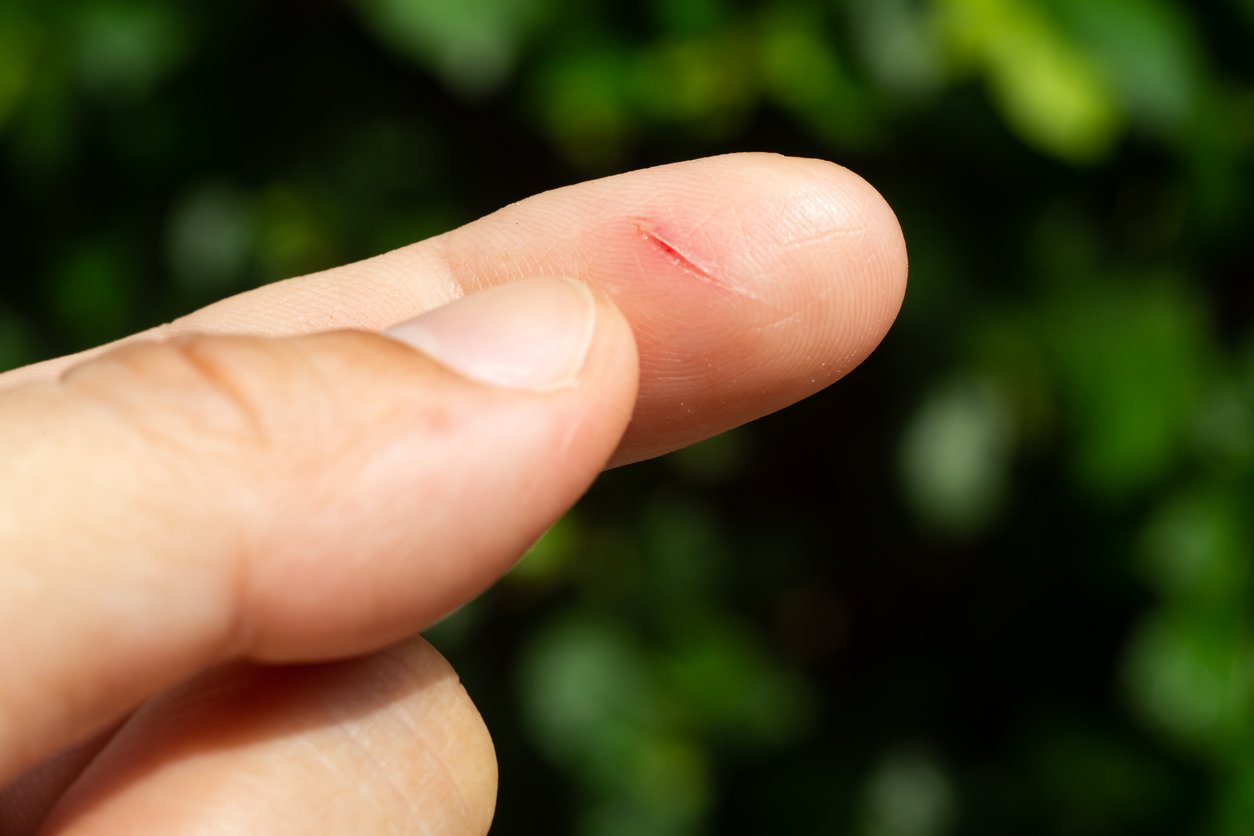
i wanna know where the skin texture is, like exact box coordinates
[0,154,906,834]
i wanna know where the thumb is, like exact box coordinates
[0,277,637,781]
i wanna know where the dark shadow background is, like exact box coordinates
[2,1,1252,833]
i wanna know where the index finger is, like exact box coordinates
[3,153,906,463]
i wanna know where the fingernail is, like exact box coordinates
[383,277,596,391]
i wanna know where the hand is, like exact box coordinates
[0,154,905,833]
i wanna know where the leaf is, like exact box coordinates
[356,0,552,96]
[936,0,1122,161]
[899,376,1015,535]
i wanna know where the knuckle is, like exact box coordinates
[162,336,277,451]
[58,334,347,468]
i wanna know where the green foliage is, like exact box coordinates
[937,0,1122,160]
[900,376,1014,535]
[3,1,1252,833]
[858,748,954,836]
[359,0,550,95]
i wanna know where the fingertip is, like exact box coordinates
[581,283,641,419]
[713,151,908,324]
[394,641,498,836]
[36,639,499,835]
[571,152,907,462]
[778,153,908,361]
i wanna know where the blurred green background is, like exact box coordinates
[2,0,1252,833]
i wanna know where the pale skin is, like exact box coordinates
[0,153,907,834]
